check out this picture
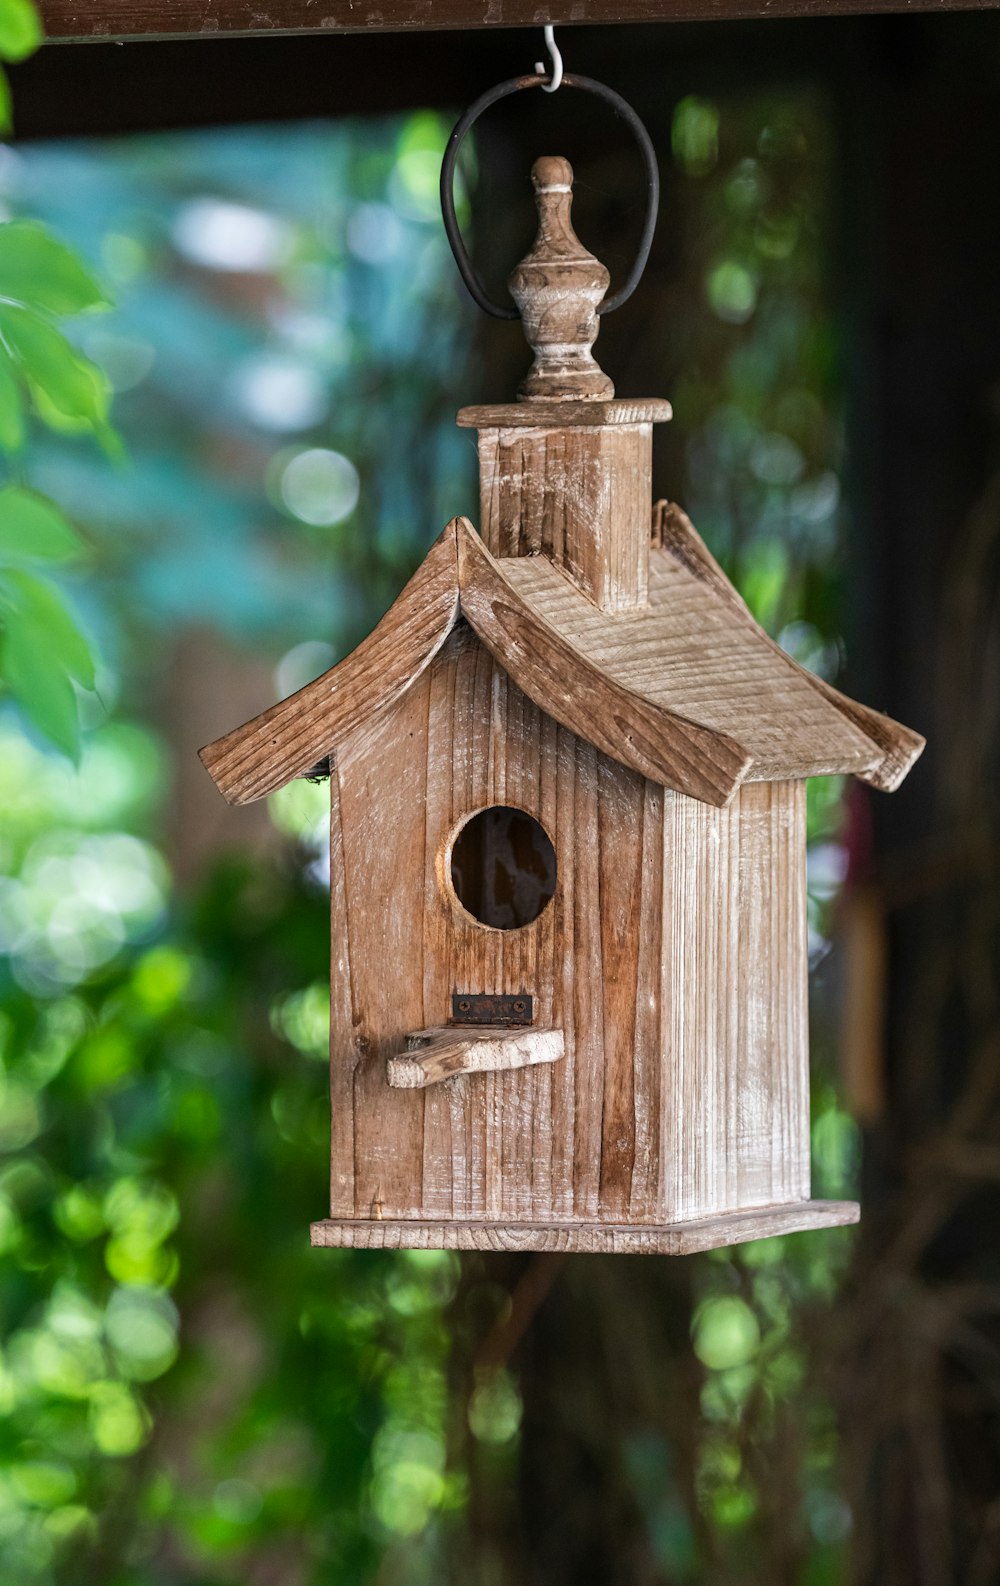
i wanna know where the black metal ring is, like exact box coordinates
[439,71,659,321]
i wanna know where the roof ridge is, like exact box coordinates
[457,521,752,807]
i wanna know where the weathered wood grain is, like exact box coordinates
[457,400,672,430]
[193,121,924,1258]
[202,503,918,810]
[332,625,560,1222]
[508,157,614,404]
[424,627,559,1223]
[327,621,818,1234]
[329,669,433,1219]
[662,780,810,1220]
[199,519,459,804]
[39,0,1000,46]
[387,1025,564,1088]
[310,1201,861,1254]
[457,519,752,805]
[498,530,887,782]
[328,765,357,1217]
[652,499,925,789]
[476,421,655,612]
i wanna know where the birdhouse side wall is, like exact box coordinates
[660,780,811,1223]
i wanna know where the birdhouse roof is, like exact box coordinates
[200,511,923,809]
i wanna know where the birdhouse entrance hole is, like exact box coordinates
[449,806,556,930]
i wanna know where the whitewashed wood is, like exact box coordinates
[387,1026,564,1088]
[457,520,752,806]
[328,766,356,1217]
[457,399,672,429]
[310,1200,861,1255]
[662,780,811,1221]
[653,500,925,790]
[466,156,667,612]
[499,540,884,783]
[328,673,431,1219]
[201,508,920,808]
[328,624,816,1230]
[199,155,924,1258]
[475,421,654,613]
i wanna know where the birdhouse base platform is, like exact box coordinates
[310,1200,859,1256]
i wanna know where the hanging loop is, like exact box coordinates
[534,25,563,92]
[439,71,659,323]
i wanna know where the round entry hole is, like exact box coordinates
[450,806,556,930]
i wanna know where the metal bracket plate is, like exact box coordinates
[451,992,533,1026]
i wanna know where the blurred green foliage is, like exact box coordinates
[0,725,466,1584]
[0,0,117,762]
[0,81,861,1586]
[0,0,41,132]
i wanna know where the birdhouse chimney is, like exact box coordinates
[457,156,671,614]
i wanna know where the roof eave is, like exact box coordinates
[653,501,925,792]
[199,519,462,805]
[198,507,923,814]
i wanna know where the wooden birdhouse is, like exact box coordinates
[201,157,923,1256]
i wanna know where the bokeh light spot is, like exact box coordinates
[673,97,721,177]
[707,260,758,325]
[172,198,294,273]
[692,1297,761,1371]
[279,448,360,527]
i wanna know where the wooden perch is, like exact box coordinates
[387,1026,565,1089]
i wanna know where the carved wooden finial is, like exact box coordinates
[508,156,614,403]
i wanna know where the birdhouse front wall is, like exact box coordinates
[328,621,810,1232]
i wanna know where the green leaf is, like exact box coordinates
[0,487,85,564]
[0,223,107,316]
[30,372,122,461]
[0,0,43,63]
[0,610,80,760]
[0,209,120,458]
[0,346,24,451]
[0,304,111,431]
[0,567,96,687]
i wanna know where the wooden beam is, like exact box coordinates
[37,0,1000,45]
[386,1025,565,1088]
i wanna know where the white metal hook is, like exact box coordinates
[534,25,563,93]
